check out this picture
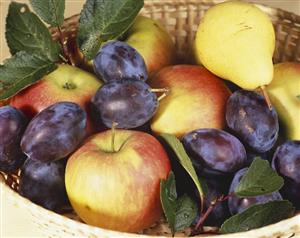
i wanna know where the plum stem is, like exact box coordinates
[260,85,272,110]
[57,27,75,66]
[111,122,117,152]
[192,192,235,235]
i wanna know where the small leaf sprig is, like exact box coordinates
[159,133,295,236]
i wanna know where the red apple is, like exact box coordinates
[65,129,171,232]
[10,64,103,135]
[149,65,231,138]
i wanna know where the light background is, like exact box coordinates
[0,0,300,237]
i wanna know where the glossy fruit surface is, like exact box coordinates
[19,158,68,211]
[21,102,86,162]
[92,79,158,129]
[93,41,148,82]
[65,130,171,232]
[182,129,247,178]
[0,106,28,173]
[272,140,300,208]
[226,90,279,153]
[228,168,282,215]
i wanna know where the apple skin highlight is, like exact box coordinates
[65,130,171,233]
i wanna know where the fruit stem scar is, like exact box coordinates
[63,82,76,90]
[111,122,118,152]
[260,85,272,110]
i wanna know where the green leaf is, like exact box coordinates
[0,51,57,101]
[220,200,295,234]
[160,172,197,235]
[235,158,284,197]
[174,194,198,232]
[160,172,177,234]
[77,0,144,60]
[297,95,300,100]
[30,0,65,27]
[160,134,207,208]
[5,2,61,62]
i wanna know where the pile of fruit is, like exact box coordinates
[0,0,299,236]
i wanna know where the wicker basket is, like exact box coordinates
[1,0,300,237]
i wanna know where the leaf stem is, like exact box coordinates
[192,192,235,235]
[57,27,75,66]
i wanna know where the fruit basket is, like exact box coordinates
[1,0,300,237]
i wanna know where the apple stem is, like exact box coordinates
[157,92,169,101]
[57,27,75,66]
[150,88,169,93]
[260,85,272,110]
[111,122,118,152]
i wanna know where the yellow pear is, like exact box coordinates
[195,0,275,90]
[267,63,300,140]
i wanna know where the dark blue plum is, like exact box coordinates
[19,158,68,211]
[91,79,158,129]
[0,106,28,173]
[272,140,300,208]
[93,41,148,82]
[226,90,279,153]
[182,129,247,178]
[228,168,282,215]
[21,102,86,162]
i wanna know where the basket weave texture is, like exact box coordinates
[1,0,300,237]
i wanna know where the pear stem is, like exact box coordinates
[260,85,272,110]
[111,122,117,152]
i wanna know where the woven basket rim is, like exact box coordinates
[2,0,300,237]
[2,182,300,238]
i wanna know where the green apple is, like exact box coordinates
[267,62,300,140]
[10,64,103,135]
[65,129,171,232]
[149,65,231,138]
[78,16,176,77]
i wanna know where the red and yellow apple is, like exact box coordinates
[65,129,171,232]
[77,16,176,77]
[149,65,231,138]
[10,64,103,134]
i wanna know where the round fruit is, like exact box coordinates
[226,89,279,153]
[228,168,282,215]
[19,158,68,211]
[65,130,171,232]
[93,41,148,82]
[0,106,28,173]
[91,79,158,129]
[272,140,300,208]
[21,102,86,162]
[148,65,231,138]
[182,129,247,178]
